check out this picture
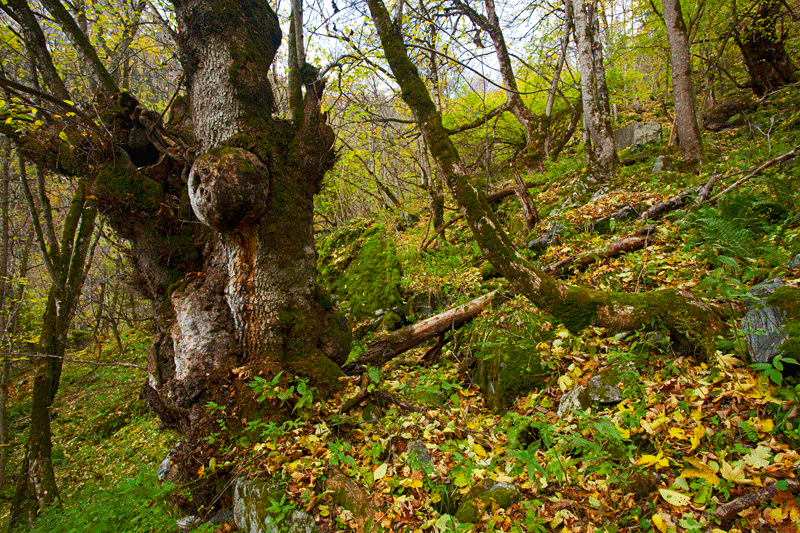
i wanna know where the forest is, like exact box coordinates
[0,0,799,531]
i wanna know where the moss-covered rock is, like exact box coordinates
[233,477,318,533]
[471,299,555,410]
[454,481,521,523]
[318,222,404,320]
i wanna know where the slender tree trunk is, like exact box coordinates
[8,159,97,529]
[572,0,616,180]
[0,141,11,491]
[663,0,706,165]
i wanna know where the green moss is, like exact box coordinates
[471,300,555,410]
[552,287,601,334]
[318,222,404,320]
[97,157,163,214]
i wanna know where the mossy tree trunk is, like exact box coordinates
[8,164,97,530]
[2,0,350,514]
[734,0,798,96]
[366,0,724,353]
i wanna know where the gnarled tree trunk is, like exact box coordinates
[2,0,350,514]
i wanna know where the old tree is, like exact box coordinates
[1,0,349,517]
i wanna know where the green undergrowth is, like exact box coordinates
[1,329,175,531]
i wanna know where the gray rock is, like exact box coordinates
[209,508,235,526]
[788,253,800,269]
[557,364,634,418]
[407,440,432,467]
[177,516,202,532]
[557,385,588,418]
[651,156,665,174]
[234,478,319,533]
[613,121,662,150]
[527,224,566,256]
[611,205,639,222]
[157,442,181,482]
[742,278,787,364]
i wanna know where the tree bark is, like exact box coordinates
[735,0,798,96]
[8,160,97,529]
[662,0,706,165]
[2,0,351,513]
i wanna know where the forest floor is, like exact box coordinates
[3,85,800,533]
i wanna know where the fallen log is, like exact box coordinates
[638,188,696,222]
[712,478,800,527]
[542,234,654,276]
[342,290,500,375]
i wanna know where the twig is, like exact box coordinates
[8,351,146,370]
[708,144,799,203]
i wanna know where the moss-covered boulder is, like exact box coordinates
[471,299,555,410]
[318,221,403,320]
[233,477,318,533]
[454,481,521,524]
[325,468,381,533]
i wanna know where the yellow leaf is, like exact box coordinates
[557,374,573,392]
[690,425,705,451]
[197,464,205,478]
[453,474,469,487]
[659,488,691,507]
[668,427,688,440]
[681,458,720,486]
[721,461,748,484]
[209,457,217,470]
[652,513,667,532]
[637,452,669,468]
[472,443,487,457]
[758,418,774,433]
[373,463,388,481]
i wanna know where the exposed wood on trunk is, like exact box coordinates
[343,291,500,375]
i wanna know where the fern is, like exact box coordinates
[689,213,758,261]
